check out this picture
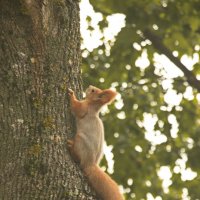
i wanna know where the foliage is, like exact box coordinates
[81,0,200,199]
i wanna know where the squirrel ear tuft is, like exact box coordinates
[98,89,117,104]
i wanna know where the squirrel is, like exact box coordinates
[67,85,124,200]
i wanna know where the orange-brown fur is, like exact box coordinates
[67,85,124,200]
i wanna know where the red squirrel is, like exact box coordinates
[67,85,124,200]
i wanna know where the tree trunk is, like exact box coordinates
[0,0,97,199]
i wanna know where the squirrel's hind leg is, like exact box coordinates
[67,139,81,163]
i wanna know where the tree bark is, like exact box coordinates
[0,0,97,199]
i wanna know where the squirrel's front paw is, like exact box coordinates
[67,88,74,96]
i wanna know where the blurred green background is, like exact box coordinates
[80,0,200,199]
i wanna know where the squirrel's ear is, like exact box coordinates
[98,93,106,99]
[98,89,117,104]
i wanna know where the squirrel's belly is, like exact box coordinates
[76,116,104,158]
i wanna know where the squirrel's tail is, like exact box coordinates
[83,165,124,200]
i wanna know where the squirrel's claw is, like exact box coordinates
[67,88,74,96]
[67,139,74,148]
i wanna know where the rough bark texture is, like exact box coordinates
[0,0,98,199]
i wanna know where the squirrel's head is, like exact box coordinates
[85,85,117,106]
[85,85,102,100]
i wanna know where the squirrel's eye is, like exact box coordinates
[91,89,95,92]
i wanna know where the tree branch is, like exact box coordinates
[143,29,200,93]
